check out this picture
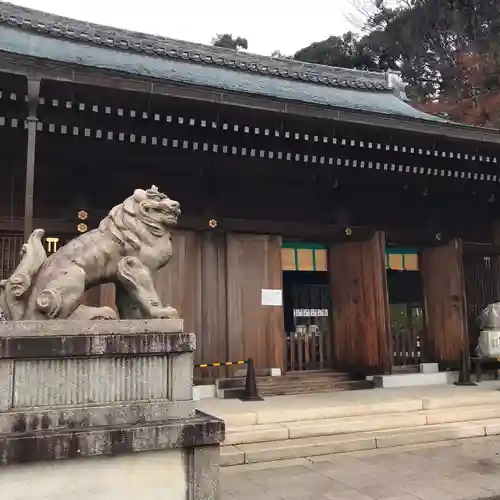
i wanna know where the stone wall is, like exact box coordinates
[0,319,223,500]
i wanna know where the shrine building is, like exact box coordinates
[1,2,500,386]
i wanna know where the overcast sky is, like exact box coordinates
[12,0,361,56]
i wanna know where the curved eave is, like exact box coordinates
[0,25,499,145]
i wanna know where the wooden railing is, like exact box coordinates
[392,329,422,366]
[286,326,333,371]
[390,303,424,366]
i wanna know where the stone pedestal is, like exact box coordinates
[0,319,224,500]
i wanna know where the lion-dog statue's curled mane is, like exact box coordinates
[0,185,180,321]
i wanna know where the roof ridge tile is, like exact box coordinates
[0,1,392,93]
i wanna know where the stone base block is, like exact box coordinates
[0,410,223,499]
[0,320,224,499]
[2,449,188,500]
[0,319,195,412]
[0,445,220,500]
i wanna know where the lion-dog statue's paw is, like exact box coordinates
[149,306,178,319]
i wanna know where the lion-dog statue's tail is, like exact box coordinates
[0,229,47,320]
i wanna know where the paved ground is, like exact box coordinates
[221,436,500,500]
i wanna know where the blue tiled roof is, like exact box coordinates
[0,2,444,123]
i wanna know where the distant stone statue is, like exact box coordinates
[0,186,180,321]
[477,303,500,330]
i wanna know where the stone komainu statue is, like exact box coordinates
[0,186,180,321]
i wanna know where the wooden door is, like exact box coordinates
[421,238,466,368]
[226,234,285,371]
[329,232,391,375]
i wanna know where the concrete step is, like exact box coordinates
[201,384,500,427]
[425,403,500,424]
[221,420,492,466]
[219,379,373,399]
[222,403,500,446]
[223,413,425,447]
[373,371,458,388]
[235,399,424,425]
[216,390,500,466]
[217,372,352,390]
[217,371,372,398]
[259,380,374,396]
[392,365,421,374]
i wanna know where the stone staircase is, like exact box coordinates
[218,389,500,466]
[216,371,373,398]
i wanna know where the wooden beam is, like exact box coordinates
[0,216,73,234]
[2,53,500,146]
[23,76,41,242]
[462,242,500,255]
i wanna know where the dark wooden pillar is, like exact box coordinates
[421,238,466,368]
[23,77,41,242]
[329,231,391,375]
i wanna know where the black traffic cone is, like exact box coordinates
[240,358,263,401]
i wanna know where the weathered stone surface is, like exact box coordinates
[191,445,221,500]
[0,318,185,336]
[0,186,181,322]
[0,321,194,359]
[0,400,195,433]
[0,410,224,466]
[0,360,13,412]
[0,335,195,412]
[11,355,190,408]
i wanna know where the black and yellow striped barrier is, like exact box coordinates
[195,360,247,368]
[194,358,262,402]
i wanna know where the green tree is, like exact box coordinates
[212,34,248,50]
[366,0,500,123]
[293,32,381,71]
[292,0,500,126]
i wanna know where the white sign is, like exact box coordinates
[261,289,283,307]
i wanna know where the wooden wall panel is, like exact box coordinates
[82,284,116,311]
[421,238,466,367]
[99,283,116,312]
[329,232,391,375]
[154,230,201,334]
[81,286,100,307]
[199,232,228,370]
[154,230,227,371]
[226,234,285,371]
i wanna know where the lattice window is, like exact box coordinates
[0,234,23,281]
